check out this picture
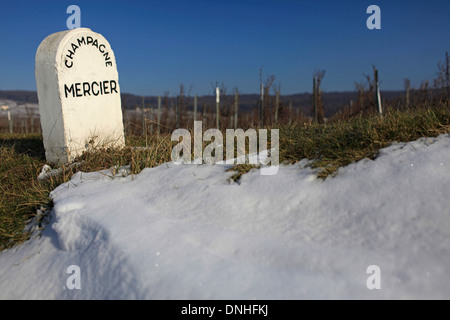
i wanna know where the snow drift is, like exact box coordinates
[1,134,450,299]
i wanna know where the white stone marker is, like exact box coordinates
[35,28,125,164]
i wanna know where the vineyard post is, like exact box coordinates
[157,95,161,138]
[216,87,220,129]
[30,113,34,133]
[24,106,30,134]
[194,95,198,122]
[260,83,264,127]
[142,96,146,136]
[234,89,239,129]
[446,52,449,106]
[176,95,181,129]
[8,110,13,134]
[274,87,279,123]
[404,79,410,108]
[374,68,383,115]
[203,103,207,127]
[289,101,293,123]
[313,77,317,122]
[149,105,153,135]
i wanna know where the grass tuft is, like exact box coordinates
[278,104,450,178]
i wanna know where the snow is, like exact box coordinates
[1,134,450,299]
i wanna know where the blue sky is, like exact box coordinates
[0,0,449,96]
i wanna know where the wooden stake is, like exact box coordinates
[446,52,449,105]
[289,101,293,123]
[216,87,220,129]
[404,79,410,108]
[194,95,198,122]
[374,68,382,115]
[142,96,146,136]
[275,88,279,123]
[203,103,207,127]
[260,83,264,127]
[313,77,317,122]
[176,95,181,129]
[7,110,13,134]
[235,91,239,129]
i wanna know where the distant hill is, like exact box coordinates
[0,89,407,118]
[0,90,38,103]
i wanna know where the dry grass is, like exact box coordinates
[0,133,174,250]
[276,103,450,178]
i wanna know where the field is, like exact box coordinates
[1,102,449,251]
